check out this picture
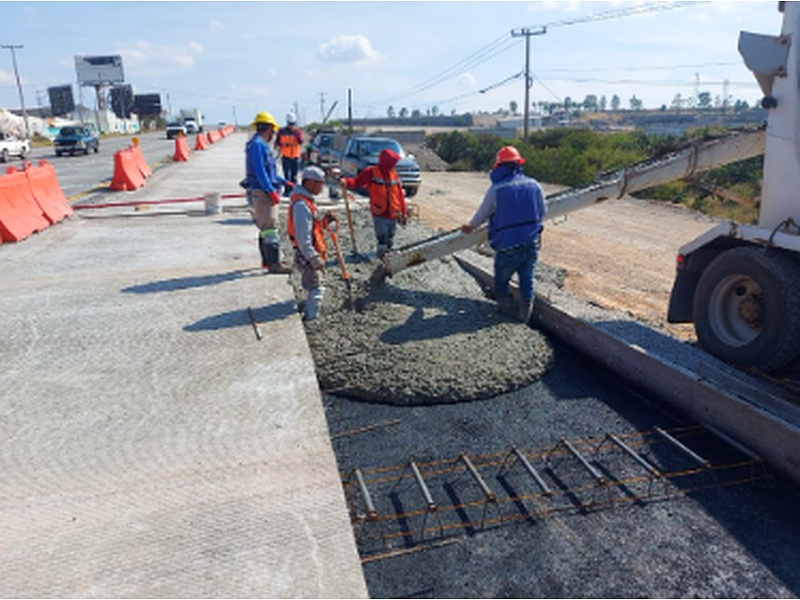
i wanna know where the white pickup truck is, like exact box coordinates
[0,131,30,162]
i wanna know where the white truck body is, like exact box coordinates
[179,108,203,133]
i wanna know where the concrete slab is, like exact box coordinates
[0,133,368,598]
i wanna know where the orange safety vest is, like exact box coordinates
[277,129,301,159]
[367,166,405,219]
[288,193,327,261]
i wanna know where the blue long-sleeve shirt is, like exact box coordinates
[245,134,285,193]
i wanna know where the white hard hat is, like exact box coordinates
[286,112,297,124]
[301,166,325,182]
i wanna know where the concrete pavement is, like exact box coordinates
[0,133,368,598]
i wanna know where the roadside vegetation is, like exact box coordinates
[425,127,763,224]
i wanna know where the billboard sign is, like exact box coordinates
[48,85,75,116]
[133,93,162,117]
[75,55,124,85]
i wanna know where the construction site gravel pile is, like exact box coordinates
[288,203,557,405]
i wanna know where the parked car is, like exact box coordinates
[54,125,99,156]
[339,135,421,197]
[166,122,187,139]
[0,131,30,162]
[308,130,338,169]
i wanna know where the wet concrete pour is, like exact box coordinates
[289,203,800,598]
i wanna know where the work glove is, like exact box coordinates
[398,214,408,226]
[461,224,474,234]
[323,211,338,230]
[268,191,281,206]
[284,181,295,191]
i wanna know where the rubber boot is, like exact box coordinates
[258,236,271,268]
[265,243,292,274]
[518,298,533,324]
[497,296,517,319]
[303,288,324,321]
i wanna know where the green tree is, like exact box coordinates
[583,94,599,112]
[611,94,621,111]
[387,105,396,119]
[698,91,712,109]
[629,95,643,110]
[509,100,518,115]
[399,107,409,118]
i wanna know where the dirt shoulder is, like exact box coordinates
[411,171,720,341]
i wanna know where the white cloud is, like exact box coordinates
[117,41,204,76]
[0,70,15,85]
[457,73,476,87]
[318,35,381,65]
[209,19,224,33]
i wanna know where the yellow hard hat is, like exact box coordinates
[252,111,278,128]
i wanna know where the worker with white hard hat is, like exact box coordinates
[287,165,333,321]
[275,112,304,196]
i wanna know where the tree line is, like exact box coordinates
[426,127,762,223]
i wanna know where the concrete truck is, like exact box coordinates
[376,2,800,373]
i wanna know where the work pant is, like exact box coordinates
[493,237,540,301]
[282,157,300,192]
[294,249,324,320]
[252,188,281,266]
[372,215,398,258]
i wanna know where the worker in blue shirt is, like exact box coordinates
[462,145,546,323]
[245,111,292,273]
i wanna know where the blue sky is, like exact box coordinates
[0,1,785,126]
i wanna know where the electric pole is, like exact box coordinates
[2,44,30,138]
[510,27,546,140]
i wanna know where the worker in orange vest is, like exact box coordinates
[287,166,332,321]
[340,148,408,258]
[275,113,304,196]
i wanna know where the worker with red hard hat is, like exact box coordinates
[462,145,547,323]
[340,148,408,258]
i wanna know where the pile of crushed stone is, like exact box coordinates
[285,200,556,405]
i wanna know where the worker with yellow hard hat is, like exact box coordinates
[244,111,292,273]
[461,145,546,323]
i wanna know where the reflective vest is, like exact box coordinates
[366,166,404,219]
[488,172,545,251]
[277,129,301,159]
[287,192,327,260]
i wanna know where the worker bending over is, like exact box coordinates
[288,166,332,321]
[340,148,408,258]
[462,146,546,323]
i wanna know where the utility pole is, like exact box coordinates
[2,44,30,138]
[319,92,326,123]
[510,27,546,141]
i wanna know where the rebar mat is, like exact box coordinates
[341,425,771,563]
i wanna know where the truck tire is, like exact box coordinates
[404,187,418,198]
[0,149,8,163]
[693,246,800,372]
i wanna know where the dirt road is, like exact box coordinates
[411,171,720,341]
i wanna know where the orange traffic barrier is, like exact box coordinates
[173,135,191,161]
[0,165,50,242]
[207,130,222,144]
[109,148,146,191]
[131,144,152,179]
[25,160,73,224]
[195,133,209,150]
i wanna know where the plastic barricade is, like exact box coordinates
[25,160,73,224]
[195,133,210,151]
[173,135,191,162]
[0,165,50,242]
[131,144,152,179]
[109,148,146,191]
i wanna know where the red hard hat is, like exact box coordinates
[494,145,525,168]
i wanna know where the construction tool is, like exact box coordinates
[325,215,353,309]
[340,184,360,257]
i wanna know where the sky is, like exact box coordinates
[0,1,786,127]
